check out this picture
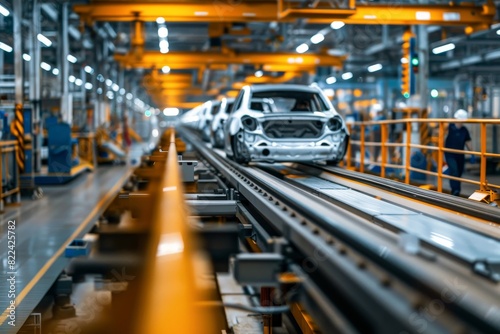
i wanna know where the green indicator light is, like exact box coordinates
[145,109,152,117]
[403,92,410,98]
[411,58,419,66]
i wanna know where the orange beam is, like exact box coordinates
[74,1,495,30]
[115,51,344,69]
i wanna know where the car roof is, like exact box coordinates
[248,84,320,94]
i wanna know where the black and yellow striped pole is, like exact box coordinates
[11,103,25,173]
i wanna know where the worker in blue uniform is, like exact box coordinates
[444,109,473,196]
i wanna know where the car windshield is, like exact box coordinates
[225,102,234,114]
[251,90,328,112]
[211,104,219,115]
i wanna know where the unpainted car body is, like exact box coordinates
[223,84,349,164]
[210,97,235,148]
[198,100,220,142]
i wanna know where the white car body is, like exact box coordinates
[210,97,235,148]
[223,84,349,164]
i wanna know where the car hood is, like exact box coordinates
[249,111,333,120]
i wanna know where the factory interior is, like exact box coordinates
[0,1,500,333]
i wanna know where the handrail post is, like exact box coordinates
[360,124,365,173]
[437,122,444,192]
[480,122,487,190]
[381,122,387,178]
[405,120,411,184]
[346,123,352,169]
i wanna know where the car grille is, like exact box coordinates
[262,120,324,139]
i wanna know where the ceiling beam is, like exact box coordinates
[74,1,495,31]
[115,51,344,69]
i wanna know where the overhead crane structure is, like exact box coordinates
[75,0,496,32]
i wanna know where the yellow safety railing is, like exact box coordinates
[345,118,500,194]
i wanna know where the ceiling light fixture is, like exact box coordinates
[310,33,325,44]
[330,21,345,30]
[67,54,77,63]
[0,42,12,53]
[367,63,383,72]
[0,4,10,17]
[40,62,51,71]
[432,43,455,54]
[341,72,353,80]
[326,76,336,84]
[296,43,309,54]
[37,33,52,47]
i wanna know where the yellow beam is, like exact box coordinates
[74,2,284,23]
[74,1,495,29]
[244,71,304,84]
[144,81,195,90]
[146,88,203,96]
[115,51,344,69]
[145,73,193,83]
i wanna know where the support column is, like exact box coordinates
[13,0,25,176]
[30,0,42,173]
[417,25,429,111]
[13,1,22,105]
[60,2,71,125]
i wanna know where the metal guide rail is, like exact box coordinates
[309,164,500,223]
[180,126,500,334]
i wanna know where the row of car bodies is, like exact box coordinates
[181,84,349,165]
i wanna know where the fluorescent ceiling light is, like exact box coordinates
[158,27,168,38]
[75,78,83,86]
[326,76,336,84]
[119,88,126,95]
[40,62,51,71]
[162,65,170,74]
[255,70,263,77]
[0,4,10,17]
[330,21,345,30]
[112,83,119,92]
[52,68,59,75]
[159,40,169,49]
[68,75,76,83]
[37,33,52,47]
[105,79,113,87]
[0,41,12,53]
[126,93,133,100]
[156,17,165,24]
[160,48,169,54]
[163,108,179,116]
[310,33,324,44]
[341,72,353,80]
[497,29,500,35]
[296,43,309,54]
[97,87,103,95]
[84,65,94,74]
[23,53,31,61]
[432,43,455,54]
[67,54,77,63]
[367,63,383,72]
[85,82,93,90]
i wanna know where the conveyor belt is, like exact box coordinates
[181,127,500,333]
[0,166,132,333]
[270,171,500,268]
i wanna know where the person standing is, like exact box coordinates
[444,109,473,196]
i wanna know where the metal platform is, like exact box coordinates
[0,165,133,333]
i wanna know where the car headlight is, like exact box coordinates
[241,116,258,131]
[326,116,343,132]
